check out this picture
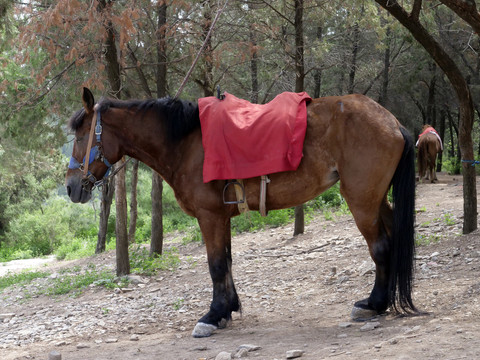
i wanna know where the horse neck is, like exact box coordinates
[107,109,190,184]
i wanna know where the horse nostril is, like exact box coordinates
[67,186,72,197]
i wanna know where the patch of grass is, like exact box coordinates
[41,265,116,297]
[181,227,203,245]
[0,270,50,291]
[129,245,180,276]
[172,298,185,310]
[415,233,442,246]
[323,210,334,221]
[443,213,456,226]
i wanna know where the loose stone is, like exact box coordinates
[215,351,232,360]
[48,350,62,360]
[286,349,304,359]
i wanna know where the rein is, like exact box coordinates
[68,107,124,191]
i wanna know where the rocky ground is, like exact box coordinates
[1,173,479,360]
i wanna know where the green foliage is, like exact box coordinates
[129,245,180,275]
[442,213,456,226]
[44,268,103,296]
[55,236,116,261]
[0,270,50,291]
[232,208,294,235]
[172,298,185,311]
[442,158,461,175]
[40,265,116,297]
[415,233,441,246]
[0,194,102,261]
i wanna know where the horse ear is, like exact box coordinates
[82,87,95,114]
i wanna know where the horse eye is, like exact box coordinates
[76,136,84,143]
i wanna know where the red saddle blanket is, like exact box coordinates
[198,91,311,183]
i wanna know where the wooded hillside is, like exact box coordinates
[1,0,479,262]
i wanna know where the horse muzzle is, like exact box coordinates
[66,174,92,203]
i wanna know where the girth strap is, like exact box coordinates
[259,175,270,217]
[223,176,270,216]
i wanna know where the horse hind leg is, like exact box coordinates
[429,154,438,183]
[349,199,392,321]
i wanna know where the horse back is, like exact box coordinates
[305,94,405,160]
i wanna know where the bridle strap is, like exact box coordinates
[83,108,99,178]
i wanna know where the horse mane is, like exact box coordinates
[68,108,86,132]
[68,97,200,142]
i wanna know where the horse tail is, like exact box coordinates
[389,126,417,313]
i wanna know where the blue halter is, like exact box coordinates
[68,111,112,189]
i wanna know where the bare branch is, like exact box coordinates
[411,0,422,21]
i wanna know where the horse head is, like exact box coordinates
[65,87,121,203]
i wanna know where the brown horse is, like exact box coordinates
[66,88,417,337]
[417,125,442,183]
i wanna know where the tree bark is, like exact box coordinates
[250,25,259,104]
[99,0,130,272]
[437,108,446,172]
[293,0,305,236]
[438,0,480,35]
[348,21,360,94]
[376,0,477,233]
[115,160,130,276]
[96,181,115,254]
[150,1,168,257]
[313,26,323,98]
[426,62,437,127]
[378,26,391,106]
[201,0,214,97]
[151,171,163,256]
[128,159,139,244]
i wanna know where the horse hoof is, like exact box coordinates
[351,305,378,321]
[192,322,217,338]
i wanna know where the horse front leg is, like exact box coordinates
[192,213,241,338]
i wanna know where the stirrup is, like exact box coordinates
[223,180,245,205]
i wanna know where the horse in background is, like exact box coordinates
[416,124,442,183]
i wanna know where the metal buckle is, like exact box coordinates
[95,124,102,135]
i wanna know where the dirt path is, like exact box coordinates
[1,173,479,359]
[0,256,56,277]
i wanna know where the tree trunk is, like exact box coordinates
[201,0,214,97]
[446,107,457,160]
[99,0,130,272]
[293,0,305,236]
[348,21,360,94]
[128,159,139,244]
[149,1,167,257]
[313,26,323,98]
[115,160,130,276]
[426,62,437,127]
[96,181,115,254]
[151,171,163,256]
[436,108,446,172]
[250,26,259,104]
[375,0,477,234]
[378,26,391,106]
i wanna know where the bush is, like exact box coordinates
[1,194,99,260]
[442,158,461,175]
